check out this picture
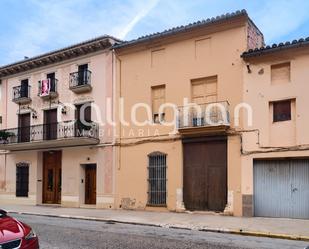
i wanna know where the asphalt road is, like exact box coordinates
[12,214,308,249]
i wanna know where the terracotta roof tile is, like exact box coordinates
[242,37,309,58]
[113,9,249,49]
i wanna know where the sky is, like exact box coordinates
[0,0,309,66]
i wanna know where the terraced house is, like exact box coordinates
[0,36,119,208]
[113,10,264,216]
[241,39,309,219]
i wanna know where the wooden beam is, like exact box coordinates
[44,57,53,63]
[63,51,71,58]
[79,47,87,54]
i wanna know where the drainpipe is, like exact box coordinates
[111,49,117,202]
[113,48,123,209]
[4,79,8,191]
[113,49,122,171]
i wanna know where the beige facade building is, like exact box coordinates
[241,41,309,218]
[0,36,119,208]
[113,10,264,216]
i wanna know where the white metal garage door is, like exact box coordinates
[254,159,309,219]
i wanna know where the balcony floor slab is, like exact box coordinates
[0,137,99,151]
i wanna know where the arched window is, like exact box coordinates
[147,152,167,206]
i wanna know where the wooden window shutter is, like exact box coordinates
[151,85,166,123]
[271,62,291,84]
[152,85,165,114]
[191,76,217,104]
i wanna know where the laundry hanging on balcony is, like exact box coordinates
[39,79,51,97]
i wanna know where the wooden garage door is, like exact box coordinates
[254,159,309,219]
[183,137,227,211]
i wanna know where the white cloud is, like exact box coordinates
[2,0,309,65]
[250,0,309,42]
[1,0,161,65]
[117,0,160,39]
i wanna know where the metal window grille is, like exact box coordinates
[147,152,167,206]
[16,163,29,197]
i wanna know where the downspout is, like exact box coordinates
[113,50,122,171]
[111,48,117,202]
[113,48,122,209]
[4,79,8,191]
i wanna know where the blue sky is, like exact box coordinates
[0,0,309,66]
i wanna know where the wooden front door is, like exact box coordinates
[183,137,227,211]
[85,164,96,205]
[43,151,62,204]
[18,113,30,142]
[44,109,58,140]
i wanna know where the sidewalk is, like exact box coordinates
[1,204,309,241]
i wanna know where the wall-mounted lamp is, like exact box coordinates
[61,106,67,115]
[32,111,38,119]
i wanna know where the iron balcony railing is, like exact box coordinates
[38,78,58,96]
[69,70,91,88]
[0,120,99,144]
[177,101,230,129]
[12,85,31,101]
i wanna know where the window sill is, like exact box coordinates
[146,204,167,208]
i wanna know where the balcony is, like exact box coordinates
[0,120,99,151]
[69,70,92,93]
[38,78,58,99]
[177,101,230,135]
[12,85,31,104]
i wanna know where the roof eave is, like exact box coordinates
[0,35,122,78]
[113,9,249,51]
[242,38,309,60]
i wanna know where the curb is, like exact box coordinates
[9,211,309,242]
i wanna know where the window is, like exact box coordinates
[75,103,91,122]
[20,79,29,98]
[75,103,92,136]
[151,49,165,67]
[191,76,217,104]
[271,62,290,84]
[78,64,88,72]
[16,163,29,197]
[78,64,89,85]
[43,109,57,140]
[151,85,165,123]
[148,152,167,206]
[195,37,211,59]
[273,100,291,122]
[18,113,31,142]
[39,72,56,96]
[47,72,56,92]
